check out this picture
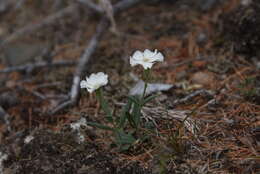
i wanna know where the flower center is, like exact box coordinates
[143,57,150,62]
[93,84,99,89]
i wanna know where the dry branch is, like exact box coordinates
[157,56,213,70]
[77,0,104,14]
[78,0,145,15]
[142,106,201,135]
[114,101,200,135]
[172,89,214,107]
[1,4,78,45]
[0,60,77,73]
[1,0,116,45]
[2,0,143,45]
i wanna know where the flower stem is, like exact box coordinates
[142,82,148,100]
[96,88,113,123]
[142,69,150,100]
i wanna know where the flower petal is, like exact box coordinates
[154,52,164,62]
[131,50,143,60]
[143,49,156,58]
[80,80,88,88]
[130,56,139,66]
[129,49,164,69]
[87,87,95,93]
[80,72,108,93]
[141,62,154,69]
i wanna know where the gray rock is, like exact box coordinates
[199,0,218,11]
[0,92,19,109]
[129,80,173,96]
[1,41,49,66]
[197,32,208,45]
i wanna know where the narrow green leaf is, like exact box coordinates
[119,144,131,151]
[142,94,158,105]
[118,98,133,128]
[115,130,136,145]
[128,96,140,105]
[126,112,137,128]
[132,101,141,128]
[142,81,148,99]
[96,89,113,123]
[87,122,114,131]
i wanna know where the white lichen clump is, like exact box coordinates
[24,135,34,144]
[0,151,8,174]
[70,117,87,130]
[70,117,87,144]
[80,72,108,93]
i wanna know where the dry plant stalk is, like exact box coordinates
[99,0,118,34]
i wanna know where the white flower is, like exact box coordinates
[130,49,164,69]
[80,72,108,93]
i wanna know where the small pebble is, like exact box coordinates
[191,71,215,86]
[197,32,208,45]
[0,92,19,109]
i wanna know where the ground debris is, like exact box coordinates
[221,0,260,58]
[3,129,151,174]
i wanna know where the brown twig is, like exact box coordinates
[34,82,63,89]
[113,0,144,14]
[114,101,200,134]
[0,60,77,73]
[157,56,213,70]
[1,4,78,45]
[77,0,104,14]
[1,0,144,46]
[172,89,214,107]
[78,0,145,15]
[50,0,145,114]
[1,0,117,46]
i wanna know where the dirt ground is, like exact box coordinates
[0,0,259,173]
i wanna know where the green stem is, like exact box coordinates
[142,82,148,100]
[142,69,150,101]
[96,88,113,123]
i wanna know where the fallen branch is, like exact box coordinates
[114,0,144,14]
[157,56,213,70]
[50,0,145,114]
[172,89,214,107]
[0,60,77,73]
[1,4,78,45]
[77,0,104,14]
[1,0,144,45]
[78,0,144,15]
[20,86,68,101]
[142,106,201,135]
[114,101,200,135]
[34,82,63,89]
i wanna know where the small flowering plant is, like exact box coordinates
[81,49,164,151]
[80,72,113,122]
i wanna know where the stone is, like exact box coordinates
[191,71,215,86]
